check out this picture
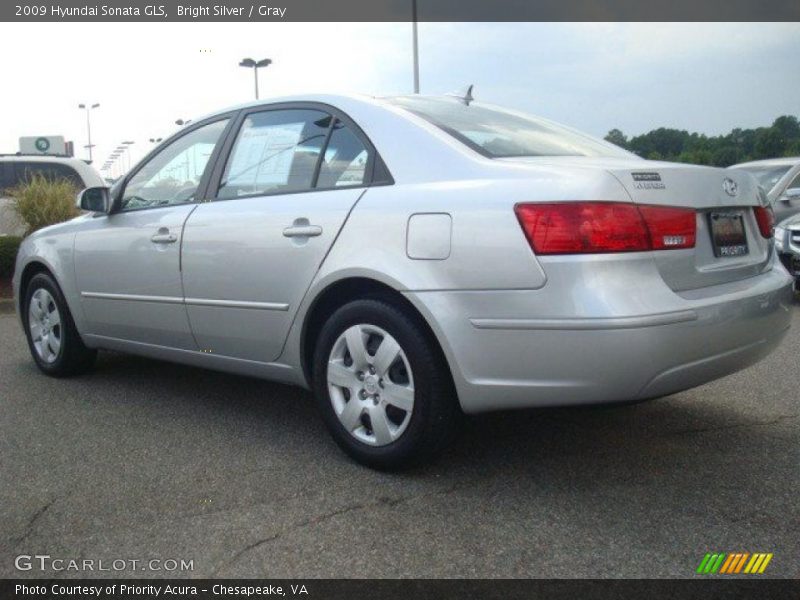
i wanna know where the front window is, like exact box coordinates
[387,96,631,159]
[121,118,229,211]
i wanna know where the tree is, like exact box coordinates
[606,115,799,166]
[604,128,628,149]
[754,127,786,159]
[628,128,689,159]
[772,116,800,141]
[711,146,741,167]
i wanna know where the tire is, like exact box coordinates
[22,272,97,377]
[312,298,460,470]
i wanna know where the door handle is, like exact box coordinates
[283,222,322,238]
[151,228,178,244]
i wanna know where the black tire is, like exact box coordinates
[312,298,461,470]
[22,272,97,377]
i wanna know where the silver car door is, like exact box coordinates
[74,117,231,348]
[181,107,376,362]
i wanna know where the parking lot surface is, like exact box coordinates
[1,299,798,578]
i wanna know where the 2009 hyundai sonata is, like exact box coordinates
[13,93,794,468]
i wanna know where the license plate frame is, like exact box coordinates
[708,211,749,258]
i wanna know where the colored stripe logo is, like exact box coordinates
[696,552,773,574]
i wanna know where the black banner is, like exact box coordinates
[2,0,800,22]
[2,579,800,600]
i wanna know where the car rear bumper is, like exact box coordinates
[405,256,794,414]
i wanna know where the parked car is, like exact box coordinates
[13,94,794,468]
[729,157,800,223]
[775,213,800,289]
[0,155,104,236]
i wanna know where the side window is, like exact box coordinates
[121,118,229,211]
[316,122,371,188]
[0,163,13,191]
[218,109,330,200]
[14,162,83,188]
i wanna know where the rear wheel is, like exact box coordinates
[312,298,460,470]
[23,272,96,377]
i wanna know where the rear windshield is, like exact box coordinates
[734,165,792,193]
[6,161,84,189]
[387,96,631,159]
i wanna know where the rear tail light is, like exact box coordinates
[753,205,774,239]
[514,202,696,255]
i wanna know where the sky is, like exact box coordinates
[0,22,798,174]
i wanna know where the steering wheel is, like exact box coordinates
[121,194,150,209]
[171,185,197,203]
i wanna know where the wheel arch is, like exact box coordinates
[299,276,456,393]
[16,257,88,339]
[19,260,55,296]
[17,259,58,318]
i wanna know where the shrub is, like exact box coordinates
[6,173,79,236]
[0,235,22,279]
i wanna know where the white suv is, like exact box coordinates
[0,155,104,236]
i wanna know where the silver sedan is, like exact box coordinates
[13,94,795,468]
[729,156,800,223]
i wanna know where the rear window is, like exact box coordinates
[387,96,631,159]
[735,165,792,193]
[10,162,84,188]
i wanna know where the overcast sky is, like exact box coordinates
[0,22,798,173]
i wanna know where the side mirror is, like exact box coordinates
[76,187,110,213]
[784,188,800,200]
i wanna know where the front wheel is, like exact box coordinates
[23,272,97,377]
[312,299,460,470]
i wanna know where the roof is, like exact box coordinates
[0,154,104,186]
[196,92,387,122]
[730,157,800,168]
[0,154,86,163]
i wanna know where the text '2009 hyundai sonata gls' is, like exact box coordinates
[14,93,794,468]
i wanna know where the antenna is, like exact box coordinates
[446,84,474,106]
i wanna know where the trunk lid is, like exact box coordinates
[499,157,772,291]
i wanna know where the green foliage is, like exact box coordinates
[605,128,628,148]
[605,115,800,167]
[0,235,22,278]
[6,173,80,236]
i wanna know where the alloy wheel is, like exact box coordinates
[28,288,62,364]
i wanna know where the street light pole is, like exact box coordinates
[412,0,419,93]
[239,58,272,100]
[78,103,100,161]
[122,141,135,172]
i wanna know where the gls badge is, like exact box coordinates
[631,172,666,190]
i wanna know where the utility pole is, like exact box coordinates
[412,0,419,93]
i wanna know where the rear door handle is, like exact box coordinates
[283,219,322,238]
[151,228,178,244]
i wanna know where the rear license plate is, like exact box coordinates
[708,212,748,257]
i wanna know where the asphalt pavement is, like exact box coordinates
[1,299,798,579]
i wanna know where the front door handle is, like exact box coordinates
[151,228,178,244]
[283,218,322,238]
